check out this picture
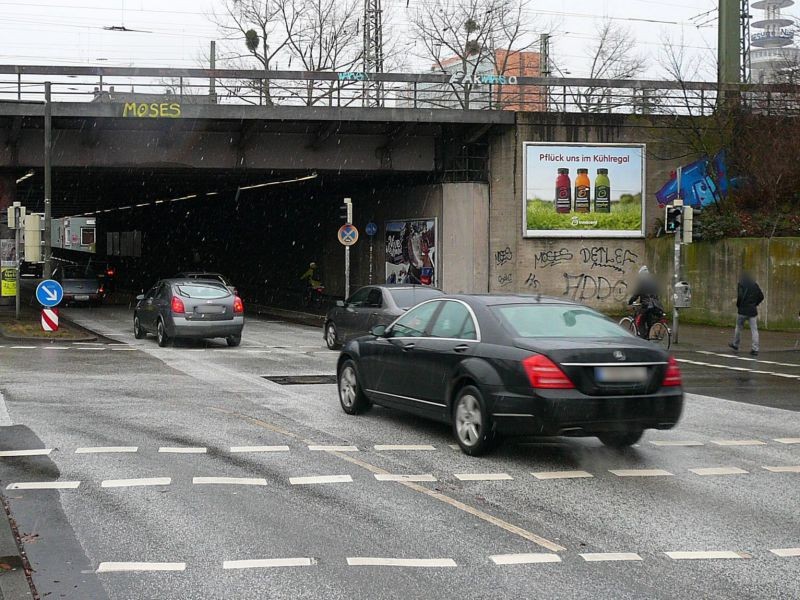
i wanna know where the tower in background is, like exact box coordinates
[750,0,800,81]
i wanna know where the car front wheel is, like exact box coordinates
[338,360,370,414]
[452,385,495,456]
[597,430,643,448]
[133,315,145,339]
[156,319,171,347]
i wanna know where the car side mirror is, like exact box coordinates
[370,325,386,337]
[336,300,345,308]
[136,294,145,301]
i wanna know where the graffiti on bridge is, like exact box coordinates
[563,273,628,302]
[579,246,638,273]
[533,248,573,269]
[494,246,513,267]
[497,273,513,288]
[525,273,540,289]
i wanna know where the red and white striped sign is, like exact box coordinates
[41,308,59,332]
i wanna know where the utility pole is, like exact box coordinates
[210,40,217,104]
[719,0,741,84]
[539,33,551,111]
[363,0,384,107]
[740,0,752,83]
[43,81,52,279]
[672,168,683,344]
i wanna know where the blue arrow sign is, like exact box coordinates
[36,280,63,308]
[365,222,378,237]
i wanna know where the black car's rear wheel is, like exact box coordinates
[338,360,370,414]
[226,334,241,347]
[452,385,495,456]
[597,430,643,448]
[156,319,171,347]
[325,322,340,350]
[133,315,145,339]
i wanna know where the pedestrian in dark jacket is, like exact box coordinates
[729,271,764,356]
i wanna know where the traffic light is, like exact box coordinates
[665,205,682,234]
[339,197,353,223]
[682,206,694,244]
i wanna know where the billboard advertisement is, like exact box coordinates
[385,218,437,286]
[524,142,645,238]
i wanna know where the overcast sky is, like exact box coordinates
[0,0,792,80]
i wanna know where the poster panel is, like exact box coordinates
[385,218,437,287]
[524,142,645,238]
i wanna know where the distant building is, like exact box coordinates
[750,0,800,82]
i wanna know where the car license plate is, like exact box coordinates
[74,295,90,301]
[595,366,648,383]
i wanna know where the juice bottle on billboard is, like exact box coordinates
[574,168,590,213]
[555,168,571,213]
[594,168,611,213]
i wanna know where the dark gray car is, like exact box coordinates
[324,285,444,349]
[134,279,245,347]
[53,264,103,305]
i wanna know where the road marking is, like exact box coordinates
[192,477,267,486]
[229,445,290,453]
[76,347,106,351]
[762,465,800,473]
[0,391,9,426]
[374,444,436,451]
[289,475,353,485]
[97,562,185,573]
[448,444,461,450]
[308,445,359,452]
[610,469,673,477]
[158,447,207,453]
[676,358,800,381]
[75,446,138,454]
[42,346,70,350]
[10,346,35,349]
[7,481,81,490]
[649,440,704,446]
[689,467,749,476]
[0,449,52,457]
[711,440,766,446]
[111,347,137,351]
[770,548,800,557]
[454,473,513,481]
[101,477,171,488]
[580,553,643,562]
[774,438,800,444]
[696,350,800,368]
[665,551,749,560]
[346,557,457,567]
[490,553,561,565]
[374,474,437,482]
[532,470,594,480]
[223,558,315,569]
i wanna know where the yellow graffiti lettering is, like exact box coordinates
[122,102,183,118]
[122,102,137,117]
[136,104,148,117]
[169,103,181,117]
[149,103,159,117]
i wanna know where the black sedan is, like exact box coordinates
[324,284,443,350]
[336,295,684,455]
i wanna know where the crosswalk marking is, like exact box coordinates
[101,477,171,488]
[7,481,80,490]
[532,470,593,480]
[762,466,800,473]
[223,558,315,569]
[711,440,766,446]
[490,553,561,565]
[696,350,800,368]
[158,447,207,453]
[97,562,185,573]
[770,548,800,557]
[665,551,748,560]
[689,467,749,476]
[374,474,436,482]
[289,475,352,485]
[649,440,704,446]
[676,358,800,380]
[374,444,436,451]
[609,469,673,477]
[308,445,359,452]
[580,552,642,562]
[346,557,456,567]
[774,438,800,444]
[0,449,52,457]
[229,445,290,453]
[454,473,513,481]
[75,446,138,454]
[192,477,267,486]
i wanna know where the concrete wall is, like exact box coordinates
[440,183,489,294]
[646,236,800,330]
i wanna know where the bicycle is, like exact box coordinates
[619,303,672,351]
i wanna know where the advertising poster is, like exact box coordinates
[1,267,16,297]
[524,143,645,238]
[385,218,437,286]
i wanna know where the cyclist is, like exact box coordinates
[628,266,663,339]
[300,261,323,304]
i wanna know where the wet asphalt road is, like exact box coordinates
[0,306,798,600]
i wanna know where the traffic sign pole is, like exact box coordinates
[14,205,21,319]
[365,222,377,285]
[344,198,353,298]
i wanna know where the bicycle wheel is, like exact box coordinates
[648,322,671,351]
[619,316,636,335]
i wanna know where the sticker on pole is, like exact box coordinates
[41,308,59,332]
[36,280,64,307]
[365,222,378,237]
[338,224,359,246]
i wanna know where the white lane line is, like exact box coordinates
[97,562,185,573]
[609,469,673,477]
[42,346,70,350]
[346,557,457,567]
[289,475,352,485]
[0,449,52,457]
[490,553,561,565]
[307,445,359,452]
[689,467,749,476]
[676,358,800,380]
[229,445,290,453]
[762,465,800,473]
[193,477,267,486]
[158,447,207,454]
[696,350,800,368]
[665,551,749,560]
[374,444,436,451]
[532,470,594,480]
[10,346,35,349]
[649,440,704,446]
[223,558,315,569]
[454,473,513,481]
[711,440,766,446]
[111,347,137,351]
[374,474,437,482]
[74,342,103,346]
[75,446,138,454]
[0,391,10,426]
[580,553,643,562]
[76,347,106,351]
[101,477,171,488]
[7,481,81,490]
[770,548,800,557]
[448,444,461,450]
[774,438,800,444]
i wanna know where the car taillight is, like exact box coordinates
[662,356,682,387]
[522,354,575,389]
[171,296,185,314]
[233,296,244,314]
[98,285,104,294]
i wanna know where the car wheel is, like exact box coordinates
[597,430,643,448]
[226,334,242,347]
[338,360,370,415]
[325,322,341,350]
[156,319,170,347]
[452,385,495,456]
[133,315,145,339]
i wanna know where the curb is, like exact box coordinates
[0,496,33,600]
[252,304,326,327]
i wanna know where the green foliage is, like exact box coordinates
[526,198,642,231]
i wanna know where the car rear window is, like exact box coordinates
[389,287,443,309]
[62,266,94,278]
[175,284,230,299]
[491,304,633,339]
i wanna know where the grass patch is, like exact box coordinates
[0,309,91,340]
[526,198,642,231]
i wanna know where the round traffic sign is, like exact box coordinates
[338,224,359,246]
[36,279,64,308]
[365,222,378,237]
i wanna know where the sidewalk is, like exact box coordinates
[670,322,800,353]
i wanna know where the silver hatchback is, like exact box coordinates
[134,279,245,347]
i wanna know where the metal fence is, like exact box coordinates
[1,65,799,116]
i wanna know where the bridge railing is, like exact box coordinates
[1,65,799,116]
